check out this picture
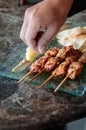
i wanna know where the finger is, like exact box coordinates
[20,22,28,43]
[37,24,59,53]
[25,21,40,50]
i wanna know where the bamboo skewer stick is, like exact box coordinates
[54,74,69,93]
[38,74,53,89]
[27,68,45,84]
[18,71,32,84]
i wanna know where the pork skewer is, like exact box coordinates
[44,47,60,57]
[38,61,70,89]
[17,71,32,84]
[18,47,59,83]
[28,48,81,84]
[28,46,75,84]
[38,50,82,89]
[53,75,69,93]
[18,46,72,84]
[18,56,48,84]
[29,47,60,73]
[54,51,86,93]
[30,46,73,73]
[18,46,80,84]
[27,68,45,84]
[27,57,59,84]
[54,61,83,93]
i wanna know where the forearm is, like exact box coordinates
[45,0,73,17]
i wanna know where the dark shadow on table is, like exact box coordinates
[0,76,18,101]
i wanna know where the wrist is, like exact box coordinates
[45,0,73,5]
[45,0,73,15]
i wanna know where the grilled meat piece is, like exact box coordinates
[67,62,83,79]
[52,61,70,77]
[29,46,82,75]
[30,56,48,73]
[72,50,82,57]
[65,50,82,63]
[45,47,59,57]
[56,46,74,61]
[78,51,86,63]
[44,57,59,72]
[29,47,59,73]
[44,46,74,72]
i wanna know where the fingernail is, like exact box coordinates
[39,46,45,54]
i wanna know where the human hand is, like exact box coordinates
[20,0,73,53]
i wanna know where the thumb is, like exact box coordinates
[37,25,59,53]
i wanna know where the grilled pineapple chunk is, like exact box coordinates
[12,47,39,72]
[26,47,39,61]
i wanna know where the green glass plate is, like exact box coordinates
[0,22,86,96]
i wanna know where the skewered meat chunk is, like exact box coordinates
[30,56,48,73]
[78,51,86,63]
[56,46,74,61]
[30,46,75,73]
[44,57,59,72]
[53,61,83,93]
[65,50,82,63]
[18,45,86,85]
[66,56,77,63]
[29,49,82,86]
[67,62,83,79]
[29,47,59,73]
[52,61,70,77]
[44,47,59,57]
[38,61,70,90]
[44,46,75,72]
[72,50,82,57]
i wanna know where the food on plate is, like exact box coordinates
[30,46,73,73]
[17,47,59,83]
[18,46,74,83]
[54,61,83,93]
[44,47,59,57]
[52,61,70,77]
[67,62,83,80]
[43,46,74,71]
[13,24,86,93]
[38,48,83,89]
[56,26,86,52]
[18,46,85,87]
[29,47,59,73]
[17,44,86,94]
[38,50,85,90]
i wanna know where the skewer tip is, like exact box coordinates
[28,68,45,84]
[37,74,53,90]
[17,71,32,84]
[53,74,69,93]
